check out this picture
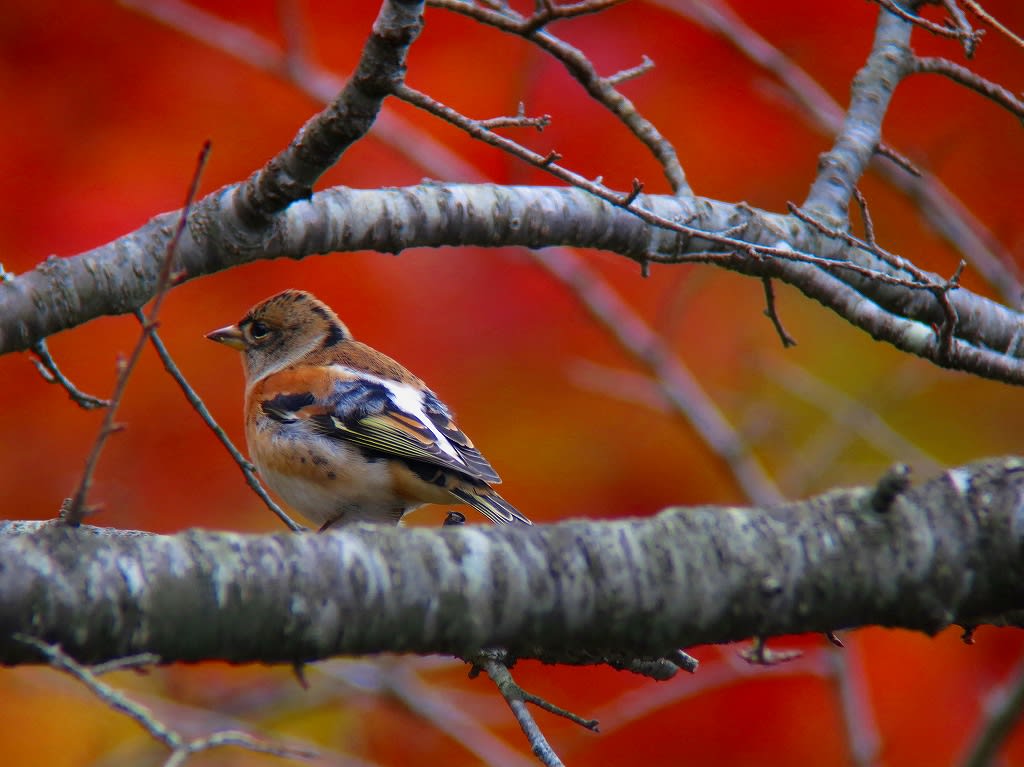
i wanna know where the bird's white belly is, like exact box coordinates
[251,426,417,526]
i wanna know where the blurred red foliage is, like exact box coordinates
[1,1,1023,764]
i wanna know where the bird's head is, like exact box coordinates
[206,289,351,381]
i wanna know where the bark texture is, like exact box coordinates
[2,458,1022,666]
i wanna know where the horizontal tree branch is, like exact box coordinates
[2,457,1022,667]
[3,183,1024,383]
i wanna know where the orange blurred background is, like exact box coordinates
[1,0,1023,764]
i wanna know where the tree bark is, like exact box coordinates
[3,457,1021,667]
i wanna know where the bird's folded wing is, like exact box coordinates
[263,375,503,484]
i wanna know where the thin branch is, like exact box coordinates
[853,187,877,248]
[396,82,966,318]
[761,277,797,348]
[940,0,981,57]
[874,142,922,177]
[16,636,313,766]
[428,0,688,195]
[476,654,597,767]
[30,340,111,410]
[786,201,968,358]
[139,318,304,532]
[960,651,1024,767]
[961,0,1024,51]
[605,54,655,86]
[63,141,211,525]
[590,649,834,737]
[0,265,109,409]
[786,202,943,291]
[370,661,539,767]
[912,56,1024,118]
[520,0,628,34]
[91,653,162,676]
[479,103,552,131]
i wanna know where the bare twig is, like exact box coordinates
[786,202,940,289]
[761,277,797,348]
[874,143,923,177]
[960,651,1024,767]
[434,0,628,38]
[853,187,877,247]
[398,82,960,314]
[139,318,304,532]
[479,103,552,131]
[522,0,628,34]
[589,648,835,738]
[474,653,597,767]
[91,653,162,676]
[912,56,1024,118]
[871,0,982,53]
[739,636,802,666]
[789,200,967,355]
[428,0,689,194]
[0,265,109,409]
[17,636,313,766]
[940,0,981,57]
[368,661,539,767]
[64,142,211,525]
[30,341,111,410]
[962,0,1024,51]
[605,54,655,86]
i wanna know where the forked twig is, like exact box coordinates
[962,0,1024,51]
[0,265,110,410]
[471,652,598,767]
[30,340,111,410]
[17,636,313,766]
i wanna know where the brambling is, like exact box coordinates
[207,289,532,530]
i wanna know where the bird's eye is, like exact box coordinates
[249,320,271,340]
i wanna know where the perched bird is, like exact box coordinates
[207,289,532,530]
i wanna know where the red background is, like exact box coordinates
[1,1,1023,764]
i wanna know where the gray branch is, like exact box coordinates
[2,457,1022,667]
[3,184,1023,383]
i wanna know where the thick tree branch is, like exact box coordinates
[804,7,913,219]
[3,184,1024,384]
[2,457,1022,667]
[232,0,424,225]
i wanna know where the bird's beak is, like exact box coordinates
[206,324,246,351]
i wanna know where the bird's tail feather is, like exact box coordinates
[450,486,532,526]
